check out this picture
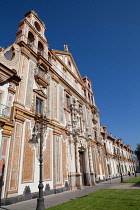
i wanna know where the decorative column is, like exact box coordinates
[75,139,82,189]
[88,146,95,185]
[84,147,91,186]
[75,141,80,173]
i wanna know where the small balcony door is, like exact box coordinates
[36,97,43,115]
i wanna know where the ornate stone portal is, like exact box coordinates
[67,99,95,189]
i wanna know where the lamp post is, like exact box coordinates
[133,160,137,177]
[118,155,123,183]
[29,114,46,210]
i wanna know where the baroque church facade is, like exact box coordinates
[0,11,135,204]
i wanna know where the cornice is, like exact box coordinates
[19,41,38,59]
[49,66,98,112]
[77,99,83,105]
[19,19,48,45]
[64,108,71,113]
[8,87,16,95]
[64,88,72,96]
[13,105,67,132]
[50,50,83,86]
[51,49,83,80]
[19,41,52,72]
[49,120,67,132]
[0,64,21,85]
[24,10,46,29]
[35,74,49,88]
[84,86,94,96]
[33,89,47,99]
[2,123,14,137]
[14,105,35,121]
[37,55,52,68]
[52,75,59,83]
[53,130,61,136]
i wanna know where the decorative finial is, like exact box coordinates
[64,45,68,52]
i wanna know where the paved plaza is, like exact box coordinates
[0,175,139,210]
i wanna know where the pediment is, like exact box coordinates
[33,88,47,99]
[50,50,84,85]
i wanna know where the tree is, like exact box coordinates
[135,144,140,166]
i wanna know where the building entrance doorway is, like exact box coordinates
[0,165,5,205]
[79,152,86,185]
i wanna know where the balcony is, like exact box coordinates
[97,136,102,143]
[0,104,10,119]
[34,67,49,88]
[92,114,98,124]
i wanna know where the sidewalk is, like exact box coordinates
[0,175,139,210]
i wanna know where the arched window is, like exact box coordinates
[34,21,41,32]
[88,83,90,89]
[38,41,44,55]
[27,32,34,48]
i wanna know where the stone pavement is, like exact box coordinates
[0,175,139,210]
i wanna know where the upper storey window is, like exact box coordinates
[34,21,41,32]
[27,32,34,48]
[68,60,71,68]
[36,97,43,115]
[66,95,70,109]
[38,41,44,55]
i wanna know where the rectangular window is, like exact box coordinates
[36,97,43,114]
[94,131,97,141]
[66,95,70,109]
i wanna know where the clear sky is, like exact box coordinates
[1,0,140,151]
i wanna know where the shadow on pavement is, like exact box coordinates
[131,183,140,187]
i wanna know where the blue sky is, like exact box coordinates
[1,0,140,151]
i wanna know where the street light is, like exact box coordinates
[29,114,47,210]
[118,161,123,183]
[132,159,137,177]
